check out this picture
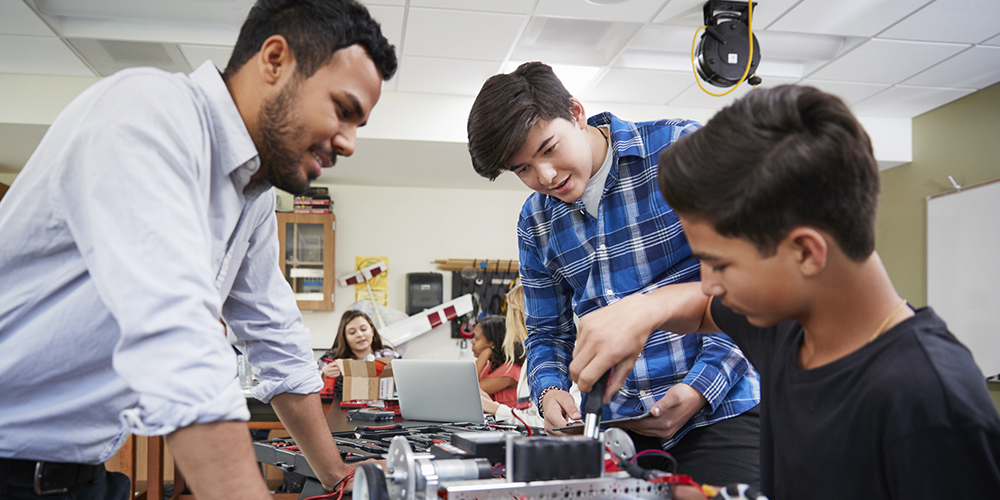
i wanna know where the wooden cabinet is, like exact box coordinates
[276,212,335,310]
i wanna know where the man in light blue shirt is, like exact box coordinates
[0,1,395,499]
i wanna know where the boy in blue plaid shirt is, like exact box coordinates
[466,62,761,487]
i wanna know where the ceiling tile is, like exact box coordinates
[583,69,692,104]
[35,0,252,26]
[808,39,968,84]
[852,85,975,117]
[904,46,1000,89]
[654,0,801,29]
[879,0,1000,43]
[0,35,94,76]
[365,5,405,50]
[798,80,892,105]
[513,17,642,66]
[403,8,524,60]
[768,0,928,37]
[396,56,501,95]
[616,49,693,72]
[409,0,536,14]
[0,1,56,37]
[534,0,665,23]
[668,75,799,109]
[628,23,704,54]
[180,44,233,72]
[754,31,852,62]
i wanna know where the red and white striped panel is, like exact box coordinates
[338,261,388,287]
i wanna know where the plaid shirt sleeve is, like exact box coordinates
[518,214,577,405]
[681,332,752,412]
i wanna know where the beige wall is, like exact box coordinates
[877,82,1000,307]
[293,183,527,359]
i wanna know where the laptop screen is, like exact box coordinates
[390,359,486,424]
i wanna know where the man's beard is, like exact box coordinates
[256,79,314,195]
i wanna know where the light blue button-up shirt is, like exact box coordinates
[0,62,322,464]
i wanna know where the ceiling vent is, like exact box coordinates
[66,38,193,77]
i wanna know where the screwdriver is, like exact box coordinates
[582,370,610,439]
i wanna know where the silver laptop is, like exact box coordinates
[391,359,486,424]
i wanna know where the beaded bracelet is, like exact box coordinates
[536,385,563,419]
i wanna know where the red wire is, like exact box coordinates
[302,470,356,500]
[510,410,533,436]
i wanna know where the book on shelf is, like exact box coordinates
[292,208,330,214]
[292,199,330,206]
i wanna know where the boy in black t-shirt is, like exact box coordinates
[567,85,1000,499]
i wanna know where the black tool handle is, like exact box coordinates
[585,370,609,418]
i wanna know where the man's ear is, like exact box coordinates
[784,227,828,277]
[257,34,295,86]
[569,98,587,129]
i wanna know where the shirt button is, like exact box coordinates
[247,159,257,170]
[606,289,614,297]
[640,390,648,397]
[598,244,606,251]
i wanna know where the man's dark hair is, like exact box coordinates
[224,0,397,82]
[467,62,574,181]
[658,85,879,262]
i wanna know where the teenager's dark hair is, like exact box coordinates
[478,314,525,368]
[224,0,397,82]
[658,85,879,262]
[329,310,390,359]
[467,62,574,181]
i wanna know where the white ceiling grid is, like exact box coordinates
[0,0,996,117]
[0,0,998,181]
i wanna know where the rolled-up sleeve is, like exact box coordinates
[58,74,249,436]
[222,199,323,403]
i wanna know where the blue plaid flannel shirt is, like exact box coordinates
[520,112,760,449]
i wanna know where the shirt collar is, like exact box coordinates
[587,112,648,159]
[188,61,262,191]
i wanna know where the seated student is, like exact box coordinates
[568,84,1000,499]
[319,310,400,397]
[480,283,582,428]
[472,314,524,408]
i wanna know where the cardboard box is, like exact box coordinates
[341,358,395,401]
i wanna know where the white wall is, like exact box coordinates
[294,183,529,361]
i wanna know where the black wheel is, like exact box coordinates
[352,462,388,500]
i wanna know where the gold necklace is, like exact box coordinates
[868,299,908,343]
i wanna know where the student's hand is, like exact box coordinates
[615,383,707,439]
[321,359,343,379]
[479,388,500,414]
[328,458,386,493]
[571,293,660,399]
[541,389,583,435]
[475,347,492,376]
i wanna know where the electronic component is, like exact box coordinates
[348,408,395,421]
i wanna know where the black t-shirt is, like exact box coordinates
[711,299,1000,499]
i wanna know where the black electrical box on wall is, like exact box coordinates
[406,272,443,315]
